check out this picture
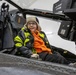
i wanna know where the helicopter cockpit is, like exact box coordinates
[0,0,76,75]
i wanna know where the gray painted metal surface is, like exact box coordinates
[0,67,52,75]
[0,53,76,75]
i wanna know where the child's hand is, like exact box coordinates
[31,54,39,59]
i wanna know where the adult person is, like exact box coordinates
[14,16,69,65]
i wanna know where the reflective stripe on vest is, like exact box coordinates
[14,36,23,47]
[39,33,49,44]
[23,32,30,46]
[24,38,30,46]
[15,43,23,47]
[39,33,44,38]
[24,32,30,38]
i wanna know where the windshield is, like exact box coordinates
[11,0,37,8]
[9,0,58,11]
[0,0,58,11]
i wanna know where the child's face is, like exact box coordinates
[27,21,37,32]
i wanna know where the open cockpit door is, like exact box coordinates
[53,0,76,43]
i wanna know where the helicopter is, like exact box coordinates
[0,0,76,75]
